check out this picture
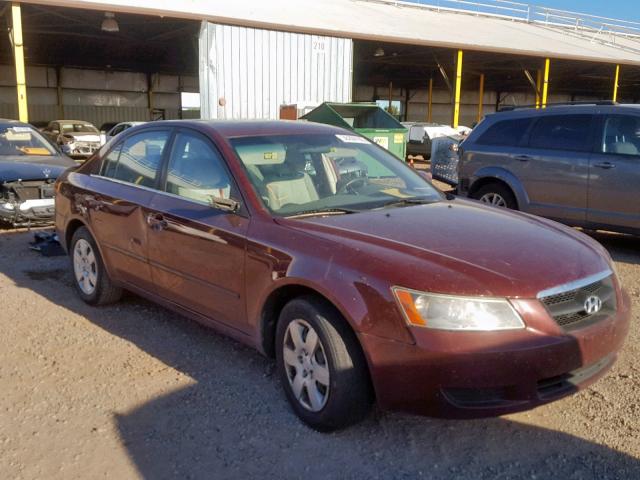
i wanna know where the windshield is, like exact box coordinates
[231,133,442,216]
[0,126,57,156]
[60,123,99,134]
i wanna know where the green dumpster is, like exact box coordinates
[301,102,408,160]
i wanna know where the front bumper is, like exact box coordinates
[360,289,631,418]
[0,198,56,226]
[62,143,99,159]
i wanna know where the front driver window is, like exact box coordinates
[165,132,234,205]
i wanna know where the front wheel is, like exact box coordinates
[472,183,518,210]
[275,296,372,431]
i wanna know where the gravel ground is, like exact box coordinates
[0,228,639,480]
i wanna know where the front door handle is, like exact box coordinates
[594,161,616,169]
[146,213,168,231]
[515,155,532,162]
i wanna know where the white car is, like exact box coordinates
[105,122,146,142]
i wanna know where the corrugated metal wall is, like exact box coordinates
[0,65,198,126]
[199,22,353,120]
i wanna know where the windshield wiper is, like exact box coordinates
[378,198,437,209]
[286,207,359,219]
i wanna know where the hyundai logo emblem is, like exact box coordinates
[584,295,603,315]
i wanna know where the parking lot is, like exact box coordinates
[0,227,638,480]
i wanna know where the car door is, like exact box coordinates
[517,113,594,224]
[146,128,249,330]
[87,129,172,291]
[587,113,640,231]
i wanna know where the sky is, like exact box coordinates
[525,1,638,21]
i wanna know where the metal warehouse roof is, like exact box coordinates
[24,0,640,65]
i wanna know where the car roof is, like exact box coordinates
[0,119,34,128]
[136,119,351,138]
[487,103,640,120]
[52,119,96,124]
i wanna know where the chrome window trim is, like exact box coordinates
[89,174,245,214]
[536,269,613,299]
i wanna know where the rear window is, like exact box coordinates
[529,115,592,152]
[476,118,533,147]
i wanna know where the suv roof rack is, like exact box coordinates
[498,101,618,112]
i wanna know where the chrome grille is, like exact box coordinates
[539,274,616,330]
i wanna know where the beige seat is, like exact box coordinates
[264,173,319,210]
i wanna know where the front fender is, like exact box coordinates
[471,166,530,209]
[247,249,415,354]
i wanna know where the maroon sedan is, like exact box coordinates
[55,120,630,431]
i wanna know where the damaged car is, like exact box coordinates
[42,120,101,160]
[0,120,75,227]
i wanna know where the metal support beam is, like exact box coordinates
[56,66,64,118]
[388,81,393,114]
[11,3,28,122]
[452,50,463,128]
[427,77,433,123]
[541,58,550,108]
[613,64,620,102]
[477,73,484,124]
[147,73,154,120]
[536,69,542,108]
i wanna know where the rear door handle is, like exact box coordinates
[593,161,616,169]
[146,213,168,231]
[515,155,532,162]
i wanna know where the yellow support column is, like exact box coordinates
[452,49,463,128]
[427,77,433,123]
[535,69,542,108]
[613,64,620,102]
[541,58,550,109]
[11,3,28,123]
[477,73,485,123]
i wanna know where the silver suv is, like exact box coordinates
[458,103,640,235]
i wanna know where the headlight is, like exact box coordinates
[392,287,525,331]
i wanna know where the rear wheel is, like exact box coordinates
[472,183,517,210]
[70,227,122,305]
[275,296,372,431]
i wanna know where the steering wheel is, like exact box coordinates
[337,177,368,195]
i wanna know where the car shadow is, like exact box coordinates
[5,242,640,480]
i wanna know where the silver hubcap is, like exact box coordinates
[480,192,507,207]
[73,239,98,295]
[282,319,330,412]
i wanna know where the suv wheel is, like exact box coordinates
[275,296,372,431]
[473,183,517,210]
[70,227,122,305]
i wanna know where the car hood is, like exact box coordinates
[277,199,612,299]
[0,155,76,182]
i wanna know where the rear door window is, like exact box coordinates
[528,115,593,152]
[600,115,640,156]
[102,130,170,188]
[476,118,533,147]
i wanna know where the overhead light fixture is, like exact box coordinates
[101,12,119,33]
[374,47,385,57]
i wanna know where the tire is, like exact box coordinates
[472,182,518,210]
[275,296,373,431]
[69,226,122,305]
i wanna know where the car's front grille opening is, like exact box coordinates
[442,387,509,407]
[539,275,616,330]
